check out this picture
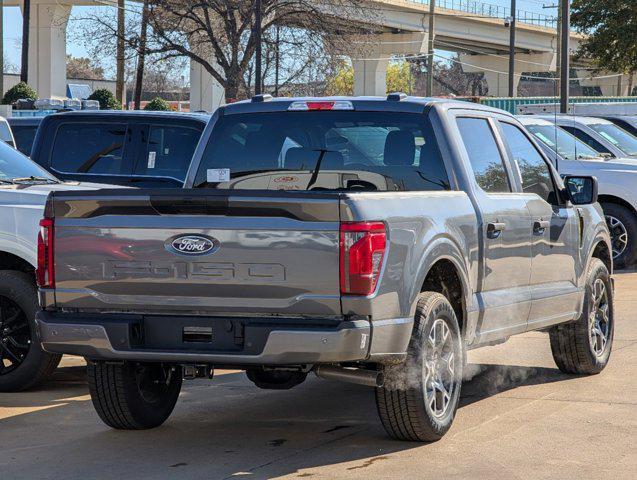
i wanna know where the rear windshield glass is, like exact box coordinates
[194,111,450,192]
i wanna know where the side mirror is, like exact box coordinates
[563,175,599,205]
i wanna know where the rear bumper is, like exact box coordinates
[35,311,412,365]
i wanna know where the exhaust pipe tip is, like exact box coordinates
[315,365,384,388]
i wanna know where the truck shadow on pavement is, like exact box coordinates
[0,362,579,478]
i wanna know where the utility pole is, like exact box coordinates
[116,0,125,108]
[425,0,435,97]
[508,0,517,97]
[559,0,570,113]
[133,0,149,110]
[0,0,4,97]
[274,25,280,97]
[20,0,30,84]
[254,0,263,95]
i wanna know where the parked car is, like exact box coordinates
[537,115,637,159]
[0,116,16,149]
[36,96,613,442]
[7,117,43,156]
[0,141,116,391]
[597,115,637,137]
[518,116,637,268]
[30,110,211,188]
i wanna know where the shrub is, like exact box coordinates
[2,82,38,105]
[143,97,172,111]
[87,88,121,110]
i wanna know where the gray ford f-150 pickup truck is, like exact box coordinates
[35,95,614,442]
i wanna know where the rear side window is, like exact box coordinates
[51,123,129,174]
[134,125,202,181]
[193,111,450,192]
[11,126,38,156]
[456,117,510,193]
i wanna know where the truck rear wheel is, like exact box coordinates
[375,292,463,442]
[602,202,637,269]
[550,258,614,375]
[0,270,61,392]
[87,361,182,430]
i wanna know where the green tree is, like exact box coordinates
[2,81,38,105]
[325,61,414,96]
[572,0,637,76]
[143,97,172,111]
[87,88,121,110]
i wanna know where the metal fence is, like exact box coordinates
[404,0,556,28]
[477,96,637,114]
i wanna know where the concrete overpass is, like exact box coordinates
[4,0,630,110]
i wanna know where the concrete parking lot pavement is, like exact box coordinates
[1,274,636,480]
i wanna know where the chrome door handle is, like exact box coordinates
[487,222,506,239]
[533,220,550,235]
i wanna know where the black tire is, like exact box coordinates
[376,292,463,442]
[0,270,61,392]
[602,202,637,269]
[550,258,614,375]
[87,361,182,430]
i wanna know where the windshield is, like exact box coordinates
[0,140,57,183]
[194,111,450,192]
[588,123,637,156]
[525,123,601,160]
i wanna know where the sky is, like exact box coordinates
[2,0,558,78]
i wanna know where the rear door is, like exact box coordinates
[497,121,580,329]
[454,113,533,341]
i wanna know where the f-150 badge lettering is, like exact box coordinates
[166,235,219,256]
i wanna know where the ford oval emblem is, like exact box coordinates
[166,234,220,256]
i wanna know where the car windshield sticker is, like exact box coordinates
[207,168,231,183]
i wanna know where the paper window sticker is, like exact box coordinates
[207,168,231,183]
[148,151,156,169]
[164,148,170,155]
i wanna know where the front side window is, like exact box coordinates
[456,117,510,193]
[500,122,556,203]
[134,125,202,180]
[561,126,613,156]
[193,111,450,192]
[51,123,129,174]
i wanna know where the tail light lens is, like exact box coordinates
[37,218,55,288]
[340,222,387,296]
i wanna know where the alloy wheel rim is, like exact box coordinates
[605,215,628,259]
[0,295,31,376]
[589,279,611,358]
[423,318,456,418]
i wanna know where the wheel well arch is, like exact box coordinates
[598,194,637,215]
[592,240,612,273]
[421,259,465,335]
[0,251,35,277]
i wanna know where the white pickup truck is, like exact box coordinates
[518,116,637,268]
[0,141,111,391]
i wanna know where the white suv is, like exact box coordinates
[519,116,637,268]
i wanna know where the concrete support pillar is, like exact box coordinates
[23,1,72,99]
[190,59,225,112]
[350,32,426,96]
[576,70,633,97]
[459,52,556,97]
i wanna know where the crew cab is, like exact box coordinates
[519,116,637,268]
[30,110,210,188]
[0,140,115,391]
[35,96,614,442]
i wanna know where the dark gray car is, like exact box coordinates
[35,96,613,442]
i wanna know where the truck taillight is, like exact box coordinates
[37,218,55,288]
[340,222,387,296]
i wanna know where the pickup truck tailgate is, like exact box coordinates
[47,190,342,316]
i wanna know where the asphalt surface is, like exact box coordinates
[1,273,636,480]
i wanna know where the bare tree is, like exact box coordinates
[116,0,126,106]
[133,0,150,110]
[145,0,376,102]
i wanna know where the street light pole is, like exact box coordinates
[559,0,570,113]
[508,0,517,97]
[21,0,30,84]
[254,0,263,95]
[425,0,435,97]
